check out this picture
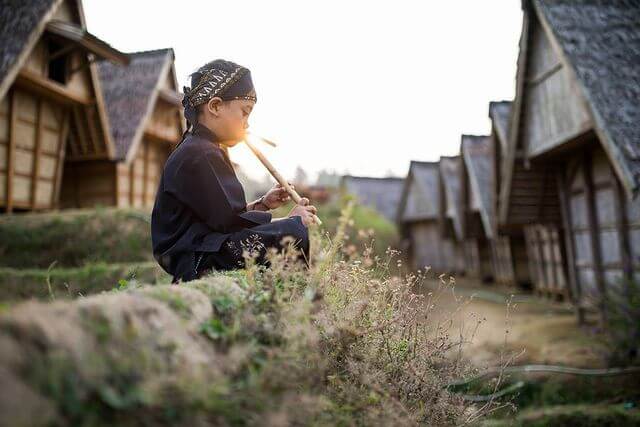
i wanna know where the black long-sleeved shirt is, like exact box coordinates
[151,123,271,280]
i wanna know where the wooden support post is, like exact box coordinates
[6,90,17,213]
[557,170,584,323]
[582,151,607,325]
[613,176,633,293]
[30,98,44,209]
[113,164,119,208]
[142,140,149,207]
[128,161,135,207]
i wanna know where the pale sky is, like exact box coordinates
[84,1,523,182]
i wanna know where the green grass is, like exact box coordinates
[0,208,152,268]
[0,261,170,302]
[480,404,640,427]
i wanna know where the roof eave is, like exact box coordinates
[45,20,129,65]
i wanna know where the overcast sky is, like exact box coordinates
[84,1,523,181]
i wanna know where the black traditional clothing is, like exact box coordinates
[151,123,309,283]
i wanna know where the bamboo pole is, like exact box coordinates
[244,137,322,225]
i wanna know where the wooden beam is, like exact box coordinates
[85,105,102,155]
[556,169,584,323]
[65,152,111,162]
[143,128,178,145]
[6,90,17,213]
[14,69,92,106]
[526,61,563,87]
[157,88,182,107]
[52,110,70,209]
[30,98,44,209]
[582,150,607,324]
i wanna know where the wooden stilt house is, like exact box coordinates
[340,175,405,222]
[460,135,494,282]
[505,0,640,318]
[0,0,128,213]
[438,156,466,275]
[61,48,184,208]
[397,161,450,273]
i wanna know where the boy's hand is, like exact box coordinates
[261,183,293,209]
[288,198,318,227]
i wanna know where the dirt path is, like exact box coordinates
[422,278,606,369]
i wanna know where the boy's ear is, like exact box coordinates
[206,97,223,117]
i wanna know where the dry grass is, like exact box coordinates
[0,202,504,426]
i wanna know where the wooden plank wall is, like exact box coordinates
[491,237,516,285]
[464,240,481,278]
[561,142,637,319]
[60,160,116,208]
[521,14,592,158]
[116,138,170,208]
[409,221,450,274]
[524,223,568,299]
[1,89,69,212]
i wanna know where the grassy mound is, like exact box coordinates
[0,208,152,269]
[0,262,170,303]
[0,205,477,426]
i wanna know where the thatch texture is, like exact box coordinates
[0,0,60,97]
[97,49,173,160]
[341,175,404,221]
[397,161,440,223]
[461,135,494,239]
[536,0,640,193]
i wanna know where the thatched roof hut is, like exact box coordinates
[438,156,465,274]
[340,175,404,222]
[488,101,530,287]
[0,0,127,212]
[505,0,640,320]
[397,161,451,273]
[460,135,494,281]
[61,48,184,208]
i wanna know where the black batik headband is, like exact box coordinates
[183,65,257,108]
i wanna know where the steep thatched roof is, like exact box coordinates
[439,156,463,240]
[461,135,494,239]
[97,48,174,160]
[489,101,512,152]
[397,161,440,223]
[534,0,640,195]
[0,0,61,99]
[341,175,404,221]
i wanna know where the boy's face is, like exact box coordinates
[215,99,255,146]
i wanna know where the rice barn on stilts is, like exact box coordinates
[61,48,184,208]
[0,0,128,213]
[397,161,452,274]
[503,0,640,323]
[460,135,494,283]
